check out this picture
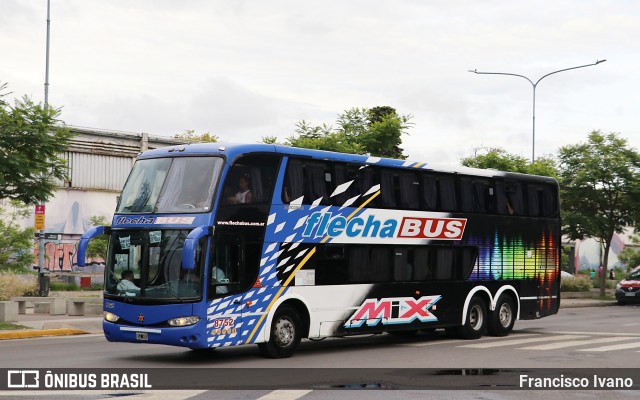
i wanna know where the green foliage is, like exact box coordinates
[260,136,279,144]
[85,216,109,261]
[0,82,74,204]
[558,131,640,295]
[49,281,80,291]
[560,276,592,292]
[460,147,558,177]
[618,234,640,272]
[0,201,35,271]
[285,106,412,159]
[174,129,219,143]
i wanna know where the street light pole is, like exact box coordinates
[469,59,606,162]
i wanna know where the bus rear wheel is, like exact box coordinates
[457,297,487,339]
[258,305,302,358]
[488,296,516,336]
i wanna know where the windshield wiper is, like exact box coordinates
[153,282,185,303]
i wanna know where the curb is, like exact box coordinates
[0,328,89,340]
[560,301,617,309]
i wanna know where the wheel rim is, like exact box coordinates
[498,303,513,328]
[469,304,483,330]
[273,316,295,347]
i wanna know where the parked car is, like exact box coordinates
[615,267,640,305]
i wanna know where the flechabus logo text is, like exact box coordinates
[301,211,466,240]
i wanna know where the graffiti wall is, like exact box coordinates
[27,189,117,271]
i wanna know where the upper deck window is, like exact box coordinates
[118,156,223,213]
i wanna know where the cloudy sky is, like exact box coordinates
[2,0,638,167]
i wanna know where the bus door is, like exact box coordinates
[209,235,245,338]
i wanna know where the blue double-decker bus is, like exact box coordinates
[78,143,560,358]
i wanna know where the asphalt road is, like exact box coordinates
[1,304,639,399]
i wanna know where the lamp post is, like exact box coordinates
[469,59,606,162]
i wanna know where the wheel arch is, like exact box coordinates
[493,285,521,320]
[461,286,492,325]
[261,294,311,342]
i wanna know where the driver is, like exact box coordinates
[117,270,140,295]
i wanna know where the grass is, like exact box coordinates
[0,322,31,331]
[49,282,103,291]
[49,282,80,291]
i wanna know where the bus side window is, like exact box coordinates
[393,248,412,281]
[435,247,454,280]
[422,174,438,210]
[526,183,558,217]
[496,181,524,216]
[369,247,391,282]
[282,159,304,203]
[332,163,360,206]
[398,171,420,210]
[210,240,240,296]
[438,176,457,212]
[379,170,396,208]
[304,162,331,205]
[348,246,370,283]
[413,247,432,281]
[357,167,380,207]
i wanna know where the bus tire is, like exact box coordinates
[488,295,516,337]
[457,297,487,339]
[258,305,302,358]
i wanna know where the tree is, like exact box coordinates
[460,147,558,177]
[285,106,412,159]
[558,131,640,296]
[85,216,110,261]
[0,201,35,271]
[174,129,219,143]
[618,233,640,272]
[0,82,74,204]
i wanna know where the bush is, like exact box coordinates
[0,272,38,300]
[592,279,617,289]
[560,276,592,292]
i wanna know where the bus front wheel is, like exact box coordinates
[457,297,487,339]
[488,296,516,336]
[258,305,302,358]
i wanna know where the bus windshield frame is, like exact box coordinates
[117,156,224,214]
[104,229,206,303]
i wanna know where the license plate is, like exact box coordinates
[136,332,148,341]
[625,292,636,297]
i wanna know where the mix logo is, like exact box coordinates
[345,295,441,328]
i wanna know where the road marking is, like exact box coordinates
[548,331,640,337]
[519,336,636,350]
[257,389,313,400]
[399,333,541,347]
[577,342,640,352]
[458,335,587,349]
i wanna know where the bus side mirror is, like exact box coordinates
[77,226,111,267]
[182,225,213,270]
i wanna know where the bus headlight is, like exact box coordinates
[168,316,200,327]
[104,311,119,322]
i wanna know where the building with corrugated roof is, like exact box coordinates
[27,126,183,271]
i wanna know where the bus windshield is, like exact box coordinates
[117,156,224,213]
[105,229,205,302]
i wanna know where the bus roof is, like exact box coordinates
[139,142,557,184]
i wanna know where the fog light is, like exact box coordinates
[168,316,200,327]
[104,311,119,322]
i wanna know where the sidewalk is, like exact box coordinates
[0,295,617,340]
